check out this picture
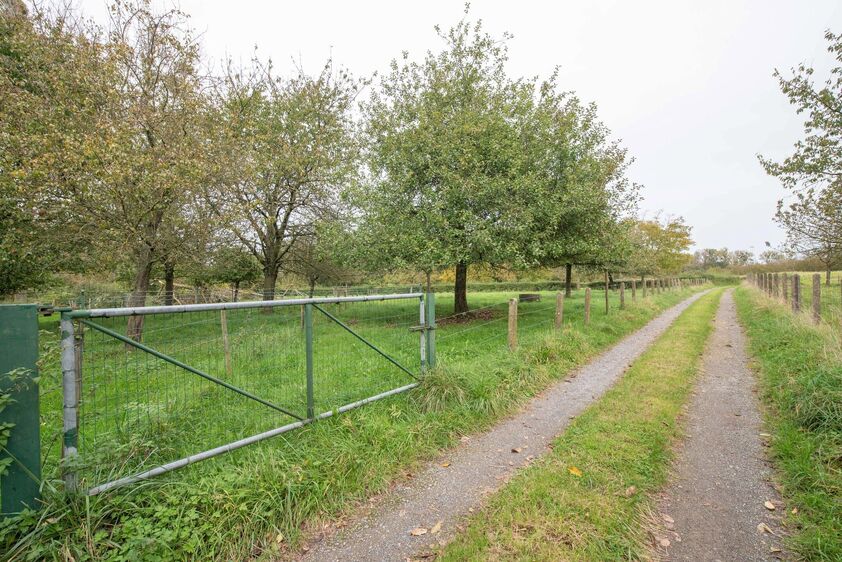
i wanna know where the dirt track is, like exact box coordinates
[300,292,708,562]
[655,290,785,561]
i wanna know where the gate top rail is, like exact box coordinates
[64,292,425,319]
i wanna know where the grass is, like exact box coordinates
[733,286,842,560]
[2,285,707,561]
[438,288,724,561]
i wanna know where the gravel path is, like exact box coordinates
[654,290,785,561]
[300,291,708,562]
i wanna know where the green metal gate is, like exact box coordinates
[58,292,436,495]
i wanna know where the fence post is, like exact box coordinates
[642,277,647,298]
[812,273,821,324]
[781,273,789,302]
[554,292,564,330]
[304,303,314,419]
[425,292,436,369]
[584,288,591,325]
[508,298,518,351]
[619,281,625,309]
[792,274,801,313]
[60,312,79,493]
[631,279,637,302]
[0,305,41,514]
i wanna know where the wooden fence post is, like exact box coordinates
[631,279,637,302]
[642,277,647,298]
[554,292,564,330]
[773,273,779,298]
[584,288,591,326]
[620,281,625,309]
[508,298,518,351]
[792,274,801,313]
[812,273,821,324]
[781,273,789,302]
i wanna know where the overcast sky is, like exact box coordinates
[77,0,841,254]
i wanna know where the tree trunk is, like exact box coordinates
[262,268,278,301]
[126,249,154,343]
[564,263,572,297]
[163,261,175,306]
[232,281,239,302]
[454,261,469,315]
[308,277,316,298]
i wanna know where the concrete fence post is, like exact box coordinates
[792,274,801,313]
[782,273,789,302]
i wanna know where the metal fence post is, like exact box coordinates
[305,303,314,419]
[425,293,436,369]
[0,305,41,514]
[60,312,79,493]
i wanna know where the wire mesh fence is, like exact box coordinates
[53,294,424,493]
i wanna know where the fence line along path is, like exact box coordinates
[301,290,709,562]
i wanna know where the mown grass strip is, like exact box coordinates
[733,287,841,561]
[1,287,707,561]
[439,289,724,561]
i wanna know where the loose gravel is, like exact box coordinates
[300,291,708,562]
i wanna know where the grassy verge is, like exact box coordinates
[733,286,841,560]
[438,289,723,561]
[1,286,707,560]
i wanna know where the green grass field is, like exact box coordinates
[734,286,842,560]
[3,284,707,560]
[437,289,723,561]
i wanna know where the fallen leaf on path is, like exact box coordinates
[771,546,782,553]
[568,466,583,477]
[624,485,637,497]
[431,521,442,535]
[511,448,522,453]
[440,462,450,468]
[757,523,772,534]
[410,527,428,536]
[662,514,675,524]
[764,501,776,511]
[791,507,798,514]
[659,538,671,547]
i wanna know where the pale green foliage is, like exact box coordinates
[626,216,693,275]
[208,58,361,298]
[761,31,842,266]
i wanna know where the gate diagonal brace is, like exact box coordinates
[312,304,419,381]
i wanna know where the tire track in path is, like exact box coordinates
[300,291,708,562]
[654,290,785,561]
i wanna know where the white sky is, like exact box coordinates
[75,0,841,254]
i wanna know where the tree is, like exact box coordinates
[286,226,356,297]
[210,245,261,302]
[627,216,693,276]
[694,248,730,269]
[761,31,842,285]
[208,58,360,302]
[729,250,754,266]
[355,14,540,313]
[0,2,112,294]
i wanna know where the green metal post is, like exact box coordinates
[0,305,41,514]
[305,303,314,419]
[425,293,436,369]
